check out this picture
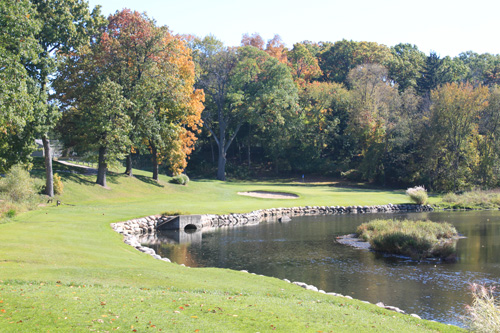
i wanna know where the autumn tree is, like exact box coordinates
[55,9,203,183]
[421,82,489,191]
[241,32,264,49]
[346,63,400,182]
[136,32,204,180]
[476,86,500,186]
[265,34,287,63]
[287,42,322,85]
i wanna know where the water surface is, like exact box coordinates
[141,210,500,327]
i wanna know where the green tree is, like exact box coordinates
[0,0,40,172]
[388,43,426,92]
[57,80,132,187]
[27,0,104,196]
[197,43,298,180]
[319,40,392,85]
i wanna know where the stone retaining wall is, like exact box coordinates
[111,203,433,235]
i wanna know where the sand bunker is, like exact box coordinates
[237,191,299,199]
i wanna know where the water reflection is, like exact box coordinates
[140,210,500,327]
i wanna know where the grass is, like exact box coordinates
[464,283,500,332]
[0,159,462,331]
[439,189,500,209]
[356,219,459,260]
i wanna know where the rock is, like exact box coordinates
[161,258,171,263]
[410,314,422,319]
[384,305,405,314]
[152,254,162,260]
[138,247,155,255]
[376,302,385,307]
[293,282,308,288]
[279,216,291,223]
[283,279,291,283]
[306,285,319,292]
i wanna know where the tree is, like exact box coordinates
[347,63,400,182]
[27,0,104,196]
[265,34,287,64]
[388,43,426,92]
[135,33,204,180]
[59,80,131,186]
[319,40,393,85]
[0,0,40,172]
[287,42,322,85]
[422,82,489,191]
[241,33,264,49]
[292,81,350,171]
[196,43,298,180]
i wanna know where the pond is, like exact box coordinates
[139,210,500,327]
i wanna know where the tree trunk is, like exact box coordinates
[96,146,107,187]
[42,135,54,197]
[125,154,133,177]
[217,145,226,181]
[151,144,159,181]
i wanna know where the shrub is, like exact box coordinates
[356,219,459,260]
[5,208,16,218]
[406,185,428,205]
[464,283,500,332]
[53,173,64,195]
[0,164,40,202]
[169,174,189,185]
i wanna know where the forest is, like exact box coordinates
[3,0,500,193]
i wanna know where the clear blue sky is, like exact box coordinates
[87,0,499,57]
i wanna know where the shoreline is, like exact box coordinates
[111,203,435,321]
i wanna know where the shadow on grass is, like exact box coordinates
[135,175,164,188]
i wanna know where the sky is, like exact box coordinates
[87,0,500,57]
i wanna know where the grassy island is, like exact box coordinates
[356,219,460,260]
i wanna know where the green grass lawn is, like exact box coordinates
[0,161,461,332]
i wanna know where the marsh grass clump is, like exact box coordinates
[464,283,500,332]
[406,185,428,205]
[442,189,500,209]
[356,219,459,260]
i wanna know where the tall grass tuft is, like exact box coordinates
[356,219,459,260]
[464,283,500,332]
[406,185,428,205]
[169,174,189,185]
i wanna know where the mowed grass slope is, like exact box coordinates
[0,162,460,332]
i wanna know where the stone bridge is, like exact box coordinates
[156,215,203,231]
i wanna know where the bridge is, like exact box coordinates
[157,215,203,231]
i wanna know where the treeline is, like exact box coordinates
[188,35,500,192]
[2,1,500,193]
